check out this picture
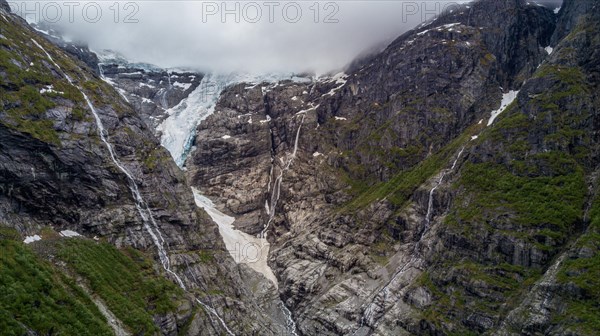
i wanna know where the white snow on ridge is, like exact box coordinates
[545,46,554,55]
[192,188,278,287]
[40,85,63,95]
[23,235,42,244]
[60,230,81,238]
[173,82,192,91]
[487,90,519,126]
[332,72,348,85]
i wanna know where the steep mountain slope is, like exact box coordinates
[184,0,600,335]
[0,4,286,335]
[3,0,599,335]
[96,52,204,132]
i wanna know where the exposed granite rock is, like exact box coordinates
[98,58,203,130]
[0,11,282,335]
[3,0,598,334]
[184,0,600,335]
[551,0,597,46]
[1,0,11,13]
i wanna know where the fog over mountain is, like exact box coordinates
[11,0,561,74]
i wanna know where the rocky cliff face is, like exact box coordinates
[3,0,599,335]
[97,53,204,131]
[185,0,600,335]
[0,0,10,13]
[0,7,286,335]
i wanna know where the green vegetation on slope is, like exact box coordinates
[450,155,586,235]
[57,238,185,335]
[0,225,187,335]
[418,58,593,333]
[343,124,477,211]
[555,197,600,335]
[0,14,89,145]
[0,228,113,336]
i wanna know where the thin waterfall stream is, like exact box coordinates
[257,113,307,336]
[261,113,306,239]
[358,146,466,332]
[31,38,234,335]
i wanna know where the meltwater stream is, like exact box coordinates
[358,146,466,332]
[261,113,306,239]
[360,88,516,331]
[30,39,234,335]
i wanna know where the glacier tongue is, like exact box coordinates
[157,72,310,167]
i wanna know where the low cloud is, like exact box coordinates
[10,0,562,74]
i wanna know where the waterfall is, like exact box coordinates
[31,39,234,335]
[257,113,306,334]
[97,63,130,103]
[279,301,299,336]
[260,113,305,239]
[423,146,465,231]
[356,146,466,332]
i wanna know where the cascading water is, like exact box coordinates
[256,113,307,336]
[97,63,131,103]
[360,87,516,331]
[423,146,465,233]
[279,301,299,336]
[31,39,234,335]
[261,113,306,239]
[357,146,466,332]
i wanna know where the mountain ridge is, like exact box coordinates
[2,0,600,335]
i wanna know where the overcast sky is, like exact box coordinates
[11,0,562,74]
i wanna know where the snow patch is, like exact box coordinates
[40,85,63,95]
[335,116,347,121]
[545,46,554,55]
[60,230,81,238]
[332,72,348,85]
[173,82,192,90]
[192,188,278,287]
[439,23,461,30]
[23,235,42,244]
[260,115,272,123]
[487,90,519,126]
[554,7,561,14]
[221,135,231,139]
[119,72,143,76]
